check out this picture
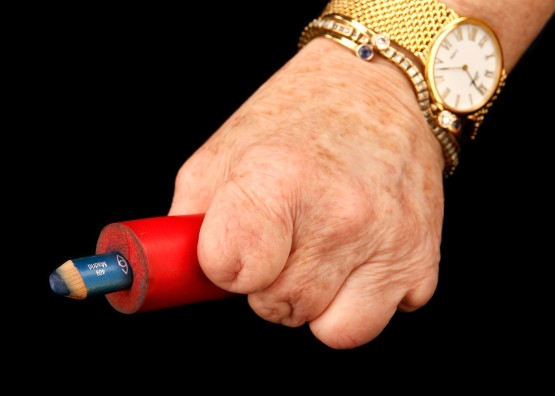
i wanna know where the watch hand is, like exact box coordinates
[436,66,464,70]
[472,71,479,85]
[462,64,481,91]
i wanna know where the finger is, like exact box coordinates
[397,269,438,312]
[308,265,403,350]
[245,205,375,328]
[308,259,439,349]
[168,147,227,215]
[246,247,358,328]
[197,178,293,294]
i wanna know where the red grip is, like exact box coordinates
[95,214,234,314]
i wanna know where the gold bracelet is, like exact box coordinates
[299,14,459,177]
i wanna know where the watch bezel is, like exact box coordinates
[426,16,504,115]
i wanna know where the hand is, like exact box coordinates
[169,38,446,349]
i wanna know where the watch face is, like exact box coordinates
[426,17,504,114]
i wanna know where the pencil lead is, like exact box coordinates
[49,270,70,296]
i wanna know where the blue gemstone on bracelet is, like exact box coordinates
[357,44,374,61]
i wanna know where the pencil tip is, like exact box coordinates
[49,270,70,296]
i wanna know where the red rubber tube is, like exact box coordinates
[95,214,234,314]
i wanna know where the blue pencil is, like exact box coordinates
[49,251,133,299]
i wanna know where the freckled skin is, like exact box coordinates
[168,0,553,350]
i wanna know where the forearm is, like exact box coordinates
[442,0,555,72]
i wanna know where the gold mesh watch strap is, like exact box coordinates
[322,0,459,62]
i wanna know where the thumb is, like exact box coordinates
[168,149,224,215]
[197,178,293,294]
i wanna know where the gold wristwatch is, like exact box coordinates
[321,0,507,144]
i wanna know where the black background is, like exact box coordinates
[12,2,553,385]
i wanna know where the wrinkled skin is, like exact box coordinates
[169,38,445,349]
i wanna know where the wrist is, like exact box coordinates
[297,37,445,174]
[307,0,551,176]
